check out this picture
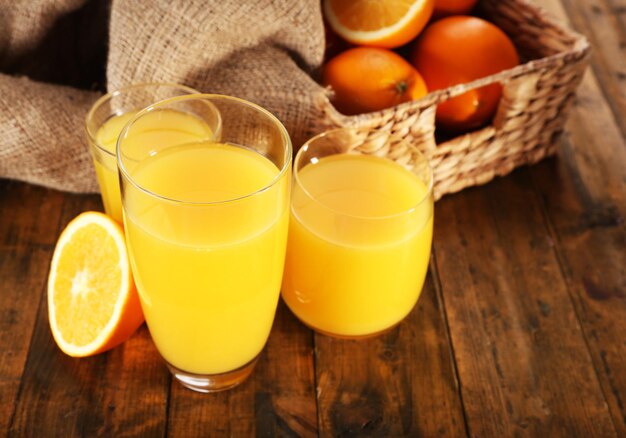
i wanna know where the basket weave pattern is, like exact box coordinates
[314,0,590,200]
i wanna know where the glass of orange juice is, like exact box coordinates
[85,83,201,223]
[117,94,292,392]
[282,128,434,338]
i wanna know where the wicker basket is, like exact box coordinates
[313,0,590,200]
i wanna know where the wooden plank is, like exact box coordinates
[552,0,626,141]
[255,302,317,437]
[434,172,617,436]
[166,301,317,437]
[9,288,110,436]
[606,0,626,37]
[0,180,65,435]
[523,2,626,433]
[98,326,171,437]
[9,192,170,436]
[529,71,626,435]
[314,273,467,437]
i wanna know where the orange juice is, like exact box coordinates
[282,154,433,337]
[92,109,214,223]
[124,142,289,374]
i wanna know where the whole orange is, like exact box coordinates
[411,16,519,131]
[433,0,478,17]
[323,47,428,115]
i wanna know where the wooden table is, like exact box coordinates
[1,3,625,438]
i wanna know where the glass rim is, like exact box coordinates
[116,93,293,206]
[84,82,201,157]
[294,127,434,221]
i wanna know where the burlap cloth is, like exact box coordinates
[0,0,325,193]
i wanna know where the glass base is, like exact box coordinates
[299,318,401,340]
[166,355,259,393]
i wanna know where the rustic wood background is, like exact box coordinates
[1,0,625,436]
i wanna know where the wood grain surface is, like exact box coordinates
[1,1,625,436]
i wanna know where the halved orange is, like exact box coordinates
[48,211,144,357]
[324,0,434,48]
